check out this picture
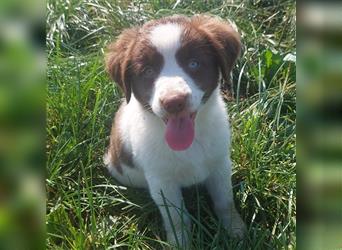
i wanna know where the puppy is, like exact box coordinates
[104,15,246,247]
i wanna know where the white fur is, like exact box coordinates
[106,23,245,248]
[149,24,203,118]
[149,23,182,56]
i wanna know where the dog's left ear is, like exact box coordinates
[191,15,241,83]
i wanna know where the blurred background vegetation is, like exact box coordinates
[0,0,45,249]
[297,2,342,250]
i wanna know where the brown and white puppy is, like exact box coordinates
[104,15,245,247]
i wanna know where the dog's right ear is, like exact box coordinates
[191,15,241,84]
[105,27,139,103]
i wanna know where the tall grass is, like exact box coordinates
[47,0,296,249]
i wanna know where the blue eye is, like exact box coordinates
[143,67,154,77]
[188,60,200,70]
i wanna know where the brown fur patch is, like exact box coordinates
[129,41,164,109]
[107,103,134,174]
[190,15,241,84]
[176,23,220,102]
[105,27,139,103]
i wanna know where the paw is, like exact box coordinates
[166,220,191,249]
[226,213,246,239]
[166,230,190,249]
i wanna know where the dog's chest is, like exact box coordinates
[135,124,226,186]
[161,144,214,185]
[123,94,230,186]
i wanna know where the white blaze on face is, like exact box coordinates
[148,23,204,117]
[149,23,182,61]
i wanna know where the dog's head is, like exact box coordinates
[106,15,241,151]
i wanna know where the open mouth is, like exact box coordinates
[163,112,196,124]
[163,111,197,151]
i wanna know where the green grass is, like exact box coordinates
[47,0,296,249]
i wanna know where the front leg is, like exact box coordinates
[205,158,246,238]
[147,177,191,248]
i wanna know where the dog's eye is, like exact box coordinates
[143,67,154,77]
[188,59,200,70]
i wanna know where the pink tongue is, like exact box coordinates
[165,114,195,151]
